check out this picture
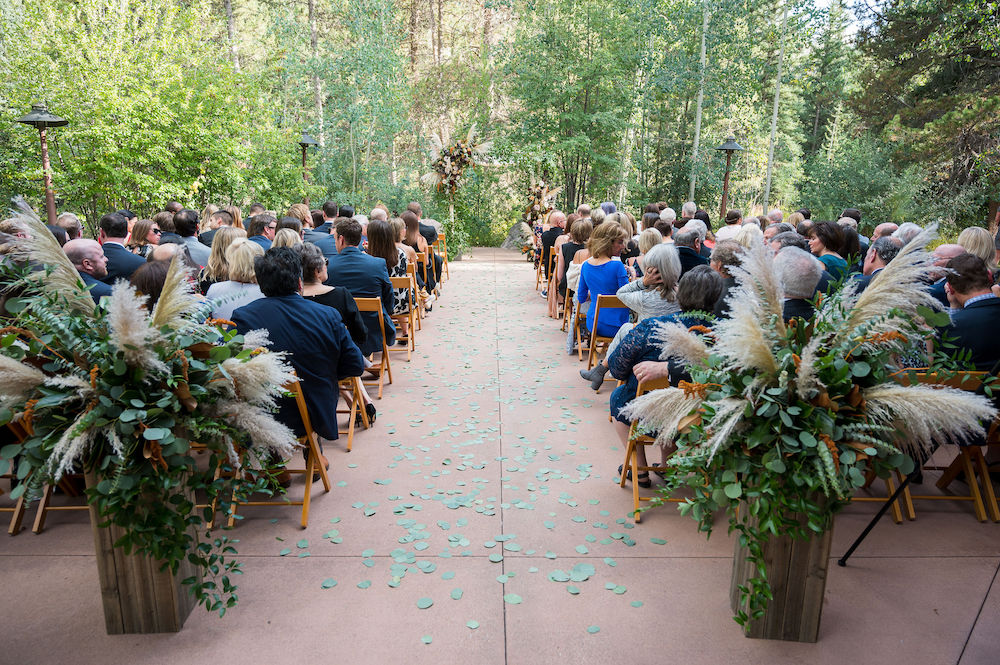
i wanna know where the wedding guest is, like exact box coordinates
[174,209,210,268]
[64,238,111,302]
[957,226,998,271]
[714,209,742,242]
[943,253,1000,371]
[273,228,302,249]
[247,214,277,250]
[575,222,632,361]
[98,212,144,283]
[199,209,234,247]
[205,239,265,320]
[773,247,824,322]
[807,221,848,280]
[199,226,247,293]
[127,218,161,258]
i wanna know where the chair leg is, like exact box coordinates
[8,494,25,535]
[31,484,53,534]
[897,470,916,520]
[301,451,314,529]
[971,447,999,522]
[882,474,904,524]
[959,449,988,522]
[631,442,643,523]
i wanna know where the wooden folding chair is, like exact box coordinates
[535,254,544,290]
[586,295,628,371]
[414,252,430,294]
[406,262,423,331]
[437,232,450,281]
[619,377,679,522]
[227,379,330,529]
[573,299,590,362]
[561,288,574,332]
[355,296,394,399]
[897,372,998,522]
[336,376,370,453]
[389,275,415,362]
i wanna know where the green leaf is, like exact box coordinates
[724,482,743,499]
[851,361,871,378]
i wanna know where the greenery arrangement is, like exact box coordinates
[420,124,492,196]
[622,229,997,626]
[0,206,296,616]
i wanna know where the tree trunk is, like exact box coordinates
[688,0,709,201]
[763,0,789,209]
[616,65,645,206]
[428,0,438,64]
[224,0,240,72]
[409,0,418,71]
[436,0,443,62]
[308,0,325,147]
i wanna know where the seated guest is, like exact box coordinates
[579,243,681,389]
[199,226,247,293]
[295,242,368,353]
[310,209,325,230]
[226,205,245,230]
[366,219,411,337]
[311,201,338,237]
[198,204,219,236]
[714,209,742,242]
[273,228,302,249]
[576,221,631,347]
[710,240,744,318]
[653,219,673,243]
[174,209,211,268]
[733,222,764,249]
[199,209,234,247]
[247,214,277,250]
[129,260,171,309]
[773,247,824,322]
[763,221,794,243]
[55,212,83,241]
[629,228,664,275]
[406,202,443,288]
[957,226,998,271]
[286,204,313,234]
[558,219,592,299]
[690,214,713,255]
[325,217,396,355]
[942,253,1000,372]
[607,265,723,485]
[853,236,901,294]
[401,211,436,294]
[673,228,708,276]
[232,247,365,459]
[540,210,566,283]
[806,221,848,280]
[98,212,145,283]
[64,238,111,302]
[127,218,161,258]
[927,243,966,307]
[46,225,67,246]
[870,221,897,245]
[205,239,265,320]
[892,222,923,246]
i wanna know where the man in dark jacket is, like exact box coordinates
[64,238,112,302]
[674,228,708,276]
[232,247,365,444]
[324,218,396,355]
[97,212,144,283]
[943,253,1000,372]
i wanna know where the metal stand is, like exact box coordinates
[837,472,917,567]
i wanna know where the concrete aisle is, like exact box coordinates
[1,247,997,664]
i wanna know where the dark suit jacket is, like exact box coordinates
[713,276,738,318]
[81,272,112,302]
[677,246,709,276]
[199,228,219,247]
[248,235,272,251]
[419,222,438,246]
[944,296,1000,372]
[324,246,396,355]
[101,242,145,284]
[540,227,562,278]
[231,294,365,441]
[928,278,949,308]
[311,234,338,262]
[313,221,334,236]
[850,268,882,295]
[783,298,815,323]
[303,228,331,245]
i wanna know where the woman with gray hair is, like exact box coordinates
[579,243,682,389]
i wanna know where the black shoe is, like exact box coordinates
[617,465,651,488]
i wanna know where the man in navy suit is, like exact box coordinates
[674,228,709,276]
[231,247,365,447]
[247,214,276,250]
[942,253,1000,372]
[324,217,396,355]
[64,238,112,302]
[305,201,337,241]
[98,212,145,284]
[851,236,901,293]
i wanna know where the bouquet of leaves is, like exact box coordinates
[622,227,996,625]
[522,177,561,227]
[0,204,298,616]
[420,124,492,195]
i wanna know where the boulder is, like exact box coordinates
[501,221,533,250]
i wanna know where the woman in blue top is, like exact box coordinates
[576,221,633,339]
[807,221,849,281]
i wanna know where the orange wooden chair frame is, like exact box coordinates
[354,296,394,399]
[619,377,678,522]
[389,275,415,362]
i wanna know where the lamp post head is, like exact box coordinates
[17,103,68,129]
[715,136,743,154]
[299,133,319,150]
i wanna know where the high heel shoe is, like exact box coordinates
[617,464,651,488]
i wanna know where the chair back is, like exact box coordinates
[593,294,627,321]
[635,376,673,397]
[354,296,389,346]
[283,377,314,442]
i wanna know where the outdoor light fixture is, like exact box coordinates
[299,133,319,205]
[714,135,743,223]
[17,103,68,226]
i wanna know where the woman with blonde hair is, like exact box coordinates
[575,222,632,351]
[199,226,247,293]
[287,203,313,229]
[734,222,764,249]
[205,239,264,320]
[226,205,244,230]
[957,226,998,270]
[200,204,219,234]
[272,228,302,248]
[629,228,663,275]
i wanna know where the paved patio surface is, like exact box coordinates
[1,247,998,664]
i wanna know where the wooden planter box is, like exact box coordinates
[730,519,833,642]
[85,471,199,634]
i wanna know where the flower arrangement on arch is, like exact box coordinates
[420,124,492,195]
[622,228,996,625]
[0,203,298,616]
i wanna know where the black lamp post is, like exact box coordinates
[298,133,318,205]
[714,136,744,223]
[17,103,68,226]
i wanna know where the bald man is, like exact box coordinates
[870,222,898,245]
[540,210,567,283]
[928,243,966,307]
[64,239,111,302]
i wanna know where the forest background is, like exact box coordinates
[1,0,997,251]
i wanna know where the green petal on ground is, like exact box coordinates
[450,588,463,600]
[503,593,522,604]
[321,579,337,589]
[417,597,433,609]
[466,620,479,629]
[587,625,600,634]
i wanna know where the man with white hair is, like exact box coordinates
[678,201,697,229]
[64,238,111,302]
[766,209,784,223]
[56,212,83,240]
[892,222,923,246]
[674,227,708,276]
[773,246,823,322]
[369,208,388,222]
[659,207,676,226]
[853,236,902,293]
